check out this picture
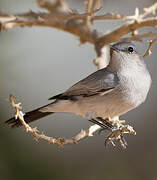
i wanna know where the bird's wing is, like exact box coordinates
[49,68,119,100]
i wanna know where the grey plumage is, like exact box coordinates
[6,42,152,128]
[49,69,119,99]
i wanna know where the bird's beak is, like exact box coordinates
[110,45,119,52]
[110,45,119,57]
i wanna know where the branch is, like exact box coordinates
[0,13,125,46]
[1,2,157,47]
[95,1,157,47]
[9,95,101,147]
[0,11,95,44]
[0,1,157,48]
[97,17,157,47]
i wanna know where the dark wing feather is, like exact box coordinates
[49,68,119,100]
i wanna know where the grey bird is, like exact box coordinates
[6,42,151,134]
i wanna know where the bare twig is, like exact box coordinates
[140,2,157,19]
[143,36,157,58]
[126,2,157,21]
[121,32,157,42]
[92,13,124,21]
[9,95,101,146]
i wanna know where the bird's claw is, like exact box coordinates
[89,117,136,149]
[105,126,128,149]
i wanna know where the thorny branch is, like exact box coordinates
[9,95,102,146]
[0,1,157,48]
[0,0,156,67]
[3,0,157,147]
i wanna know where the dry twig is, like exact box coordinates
[143,36,157,58]
[140,2,157,19]
[9,95,101,147]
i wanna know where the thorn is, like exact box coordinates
[135,7,140,17]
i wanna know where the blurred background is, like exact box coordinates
[0,0,157,180]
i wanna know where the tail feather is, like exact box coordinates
[5,103,54,128]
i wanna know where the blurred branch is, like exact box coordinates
[97,17,157,46]
[140,2,157,19]
[0,1,156,47]
[0,11,94,44]
[9,95,101,146]
[97,2,157,47]
[0,0,156,68]
[92,13,124,21]
[37,0,71,14]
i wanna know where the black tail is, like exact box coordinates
[5,103,54,128]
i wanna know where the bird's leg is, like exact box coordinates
[89,118,108,129]
[96,117,113,128]
[86,112,111,132]
[86,112,103,126]
[88,117,113,135]
[88,117,127,148]
[89,117,113,129]
[86,113,135,148]
[92,117,114,135]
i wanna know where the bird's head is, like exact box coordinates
[109,42,142,71]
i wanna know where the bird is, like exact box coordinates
[5,42,152,138]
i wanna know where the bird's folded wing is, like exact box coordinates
[49,68,119,100]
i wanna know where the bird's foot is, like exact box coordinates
[104,126,127,148]
[89,116,136,149]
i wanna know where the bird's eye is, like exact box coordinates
[128,46,134,53]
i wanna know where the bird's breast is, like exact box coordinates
[118,66,151,107]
